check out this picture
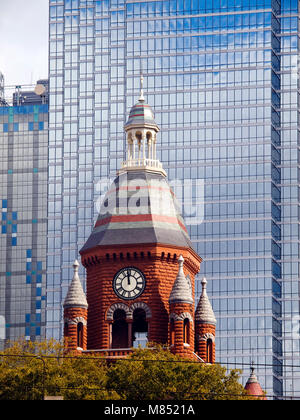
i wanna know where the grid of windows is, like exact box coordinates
[0,104,48,347]
[48,0,300,398]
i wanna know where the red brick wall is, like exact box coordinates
[195,323,216,363]
[169,302,195,360]
[64,307,87,352]
[81,244,201,352]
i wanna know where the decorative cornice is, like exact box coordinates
[81,244,201,274]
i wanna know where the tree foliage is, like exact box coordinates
[107,346,252,400]
[0,339,118,400]
[0,340,254,400]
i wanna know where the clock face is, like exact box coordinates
[113,267,146,300]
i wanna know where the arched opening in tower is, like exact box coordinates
[183,318,190,345]
[132,308,148,348]
[112,309,128,349]
[207,338,213,363]
[77,322,84,348]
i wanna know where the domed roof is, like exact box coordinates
[125,75,159,130]
[80,170,193,253]
[125,99,158,129]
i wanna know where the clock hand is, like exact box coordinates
[127,270,130,286]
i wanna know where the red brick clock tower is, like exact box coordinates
[64,80,216,361]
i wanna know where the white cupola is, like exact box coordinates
[120,75,166,176]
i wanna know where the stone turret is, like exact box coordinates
[195,278,216,363]
[63,261,88,352]
[169,255,195,360]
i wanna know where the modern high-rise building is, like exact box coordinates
[48,0,299,398]
[0,83,48,348]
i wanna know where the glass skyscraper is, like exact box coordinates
[0,90,48,348]
[48,0,300,398]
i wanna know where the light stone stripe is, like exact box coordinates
[105,187,174,198]
[92,220,188,234]
[98,203,178,217]
[103,189,174,200]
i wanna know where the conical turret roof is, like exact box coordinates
[169,255,193,305]
[244,365,267,400]
[64,260,88,309]
[195,278,216,325]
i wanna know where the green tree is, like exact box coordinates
[107,345,253,400]
[0,339,118,400]
[0,340,256,400]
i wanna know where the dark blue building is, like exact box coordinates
[0,88,48,347]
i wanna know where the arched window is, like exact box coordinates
[112,309,128,349]
[170,319,175,346]
[206,339,213,363]
[132,308,148,348]
[183,318,190,345]
[64,322,69,338]
[77,322,83,348]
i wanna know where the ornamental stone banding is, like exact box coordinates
[106,303,131,321]
[106,301,152,321]
[169,312,194,324]
[64,317,87,326]
[197,332,215,343]
[129,302,152,319]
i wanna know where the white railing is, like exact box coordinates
[121,158,164,170]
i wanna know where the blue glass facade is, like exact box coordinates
[0,104,48,347]
[48,0,300,397]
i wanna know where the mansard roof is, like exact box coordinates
[80,170,193,253]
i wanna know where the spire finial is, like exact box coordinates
[195,277,217,326]
[139,72,145,102]
[178,254,184,267]
[250,360,255,375]
[73,259,80,273]
[201,277,207,294]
